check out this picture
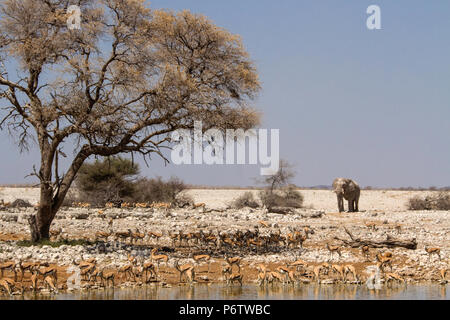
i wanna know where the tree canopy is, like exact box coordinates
[0,0,261,240]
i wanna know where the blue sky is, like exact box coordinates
[1,0,449,188]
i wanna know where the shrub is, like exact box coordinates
[258,189,278,209]
[259,185,303,209]
[407,192,450,211]
[434,192,450,210]
[255,159,304,210]
[173,193,195,208]
[10,199,32,208]
[230,192,260,209]
[282,185,304,208]
[75,157,139,207]
[132,176,187,204]
[407,196,430,210]
[73,157,189,207]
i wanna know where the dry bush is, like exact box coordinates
[283,185,305,208]
[132,177,187,204]
[408,196,431,210]
[408,192,450,211]
[256,160,303,210]
[75,157,138,207]
[173,193,195,208]
[10,199,32,208]
[230,192,260,209]
[259,185,303,209]
[73,156,187,207]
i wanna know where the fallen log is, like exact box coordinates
[268,207,294,215]
[334,227,417,250]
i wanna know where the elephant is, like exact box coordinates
[332,178,360,212]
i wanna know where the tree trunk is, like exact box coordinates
[28,211,52,242]
[29,184,55,242]
[28,215,39,243]
[37,207,52,240]
[30,146,91,242]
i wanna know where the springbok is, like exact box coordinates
[0,278,14,295]
[44,275,59,293]
[193,254,211,273]
[0,261,17,281]
[99,269,115,287]
[425,247,441,262]
[343,265,358,282]
[385,272,406,285]
[361,245,370,261]
[222,265,243,286]
[225,255,242,273]
[174,260,195,283]
[288,259,308,273]
[326,243,342,261]
[151,248,169,269]
[148,231,163,244]
[331,265,345,282]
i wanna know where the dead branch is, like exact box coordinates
[269,207,294,215]
[334,227,417,250]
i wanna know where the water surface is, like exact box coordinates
[4,283,449,300]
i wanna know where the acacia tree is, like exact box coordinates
[258,160,303,210]
[0,0,260,241]
[262,160,295,193]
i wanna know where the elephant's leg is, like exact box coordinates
[348,199,354,212]
[337,196,344,212]
[354,198,359,212]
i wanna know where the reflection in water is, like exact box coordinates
[2,284,449,300]
[440,286,446,299]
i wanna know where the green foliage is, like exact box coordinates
[72,157,187,207]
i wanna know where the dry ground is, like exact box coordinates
[0,188,449,292]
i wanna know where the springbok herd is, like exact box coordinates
[0,219,449,296]
[0,189,449,296]
[0,201,180,210]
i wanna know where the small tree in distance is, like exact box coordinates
[262,160,295,193]
[258,160,303,210]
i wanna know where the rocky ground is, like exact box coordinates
[0,188,449,294]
